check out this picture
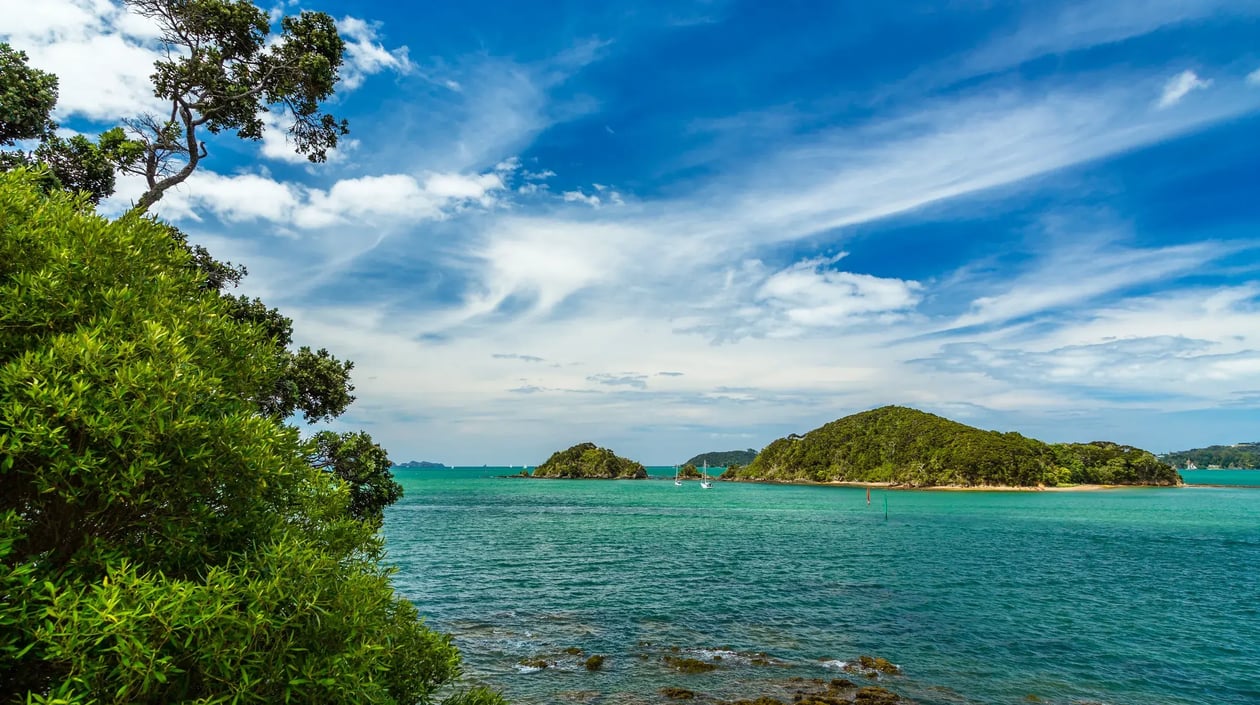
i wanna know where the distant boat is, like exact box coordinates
[700,461,713,489]
[674,465,682,486]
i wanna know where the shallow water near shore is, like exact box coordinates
[383,468,1260,704]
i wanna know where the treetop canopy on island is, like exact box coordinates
[727,405,1180,488]
[531,442,647,479]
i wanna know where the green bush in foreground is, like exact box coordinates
[0,172,502,704]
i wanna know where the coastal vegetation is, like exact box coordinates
[729,406,1179,487]
[0,3,500,701]
[531,442,647,478]
[683,449,757,467]
[678,463,702,478]
[1161,442,1260,469]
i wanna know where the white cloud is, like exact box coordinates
[755,254,922,328]
[951,239,1229,329]
[1157,69,1213,108]
[1247,67,1260,86]
[0,2,415,126]
[0,0,164,120]
[562,190,601,207]
[139,167,507,229]
[336,16,414,90]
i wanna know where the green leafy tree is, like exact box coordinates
[0,44,57,144]
[307,430,404,526]
[0,171,503,704]
[0,44,142,204]
[121,0,350,214]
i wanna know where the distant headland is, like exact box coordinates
[394,460,449,469]
[683,449,757,467]
[1161,442,1260,470]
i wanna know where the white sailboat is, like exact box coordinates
[674,465,682,486]
[700,461,713,489]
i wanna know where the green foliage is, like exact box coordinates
[532,442,647,479]
[677,463,701,479]
[307,430,404,526]
[0,45,143,204]
[734,406,1179,487]
[0,44,57,145]
[122,0,350,213]
[1161,442,1260,469]
[683,449,757,467]
[0,172,503,705]
[1049,441,1180,485]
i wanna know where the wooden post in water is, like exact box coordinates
[884,495,888,521]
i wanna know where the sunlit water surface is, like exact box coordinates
[383,468,1260,704]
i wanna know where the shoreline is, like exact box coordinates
[723,479,1179,491]
[502,475,1183,490]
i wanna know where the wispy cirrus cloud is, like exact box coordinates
[960,0,1252,78]
[1158,69,1213,108]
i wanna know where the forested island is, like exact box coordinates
[531,442,648,478]
[683,449,757,467]
[727,406,1180,487]
[1161,443,1260,469]
[394,460,449,468]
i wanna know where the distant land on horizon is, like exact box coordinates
[683,449,758,467]
[394,460,449,469]
[1160,442,1260,469]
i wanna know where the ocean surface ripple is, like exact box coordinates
[384,469,1260,705]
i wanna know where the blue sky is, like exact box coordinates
[6,0,1260,464]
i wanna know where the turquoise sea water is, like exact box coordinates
[384,468,1260,704]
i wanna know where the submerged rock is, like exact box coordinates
[663,655,718,673]
[659,686,697,700]
[841,655,901,678]
[584,654,605,671]
[854,686,903,704]
[517,657,550,670]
